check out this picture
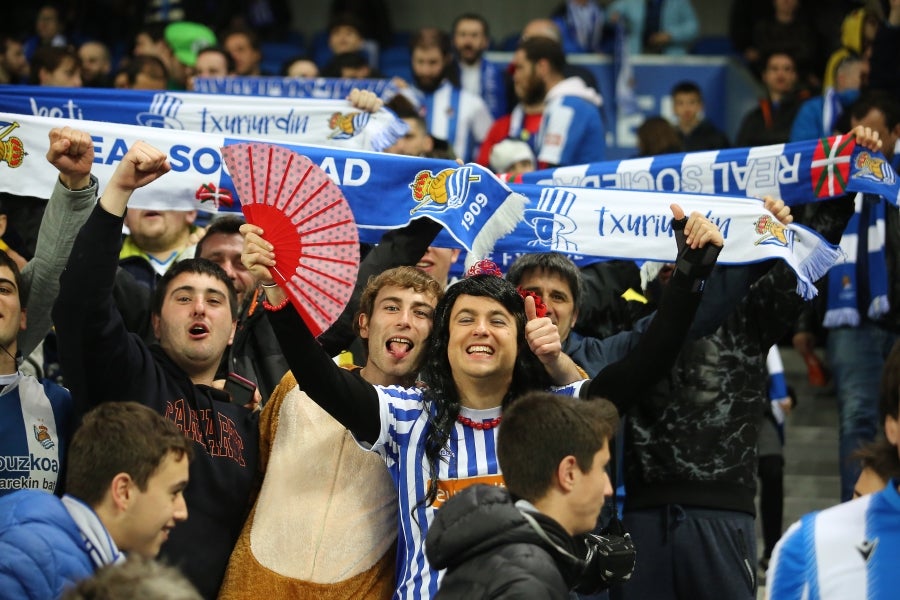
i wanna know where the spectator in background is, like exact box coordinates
[329,0,394,48]
[489,138,537,176]
[736,51,807,147]
[163,21,217,88]
[384,94,435,158]
[730,0,774,62]
[191,46,235,81]
[821,5,881,91]
[77,40,112,88]
[23,4,68,60]
[222,27,264,76]
[326,12,368,63]
[671,81,730,151]
[550,0,614,54]
[747,0,821,91]
[451,13,507,119]
[321,50,383,79]
[636,115,683,156]
[29,46,81,87]
[514,36,605,167]
[133,23,182,89]
[607,0,699,55]
[789,53,865,141]
[280,55,318,78]
[793,91,900,503]
[406,27,493,163]
[122,55,168,90]
[0,36,29,84]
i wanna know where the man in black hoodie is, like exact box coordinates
[52,140,258,600]
[425,390,619,599]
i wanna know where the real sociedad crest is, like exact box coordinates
[754,214,792,248]
[853,151,897,185]
[409,166,480,214]
[328,111,370,140]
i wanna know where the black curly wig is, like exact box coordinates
[416,274,554,509]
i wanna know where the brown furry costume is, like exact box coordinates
[218,371,397,599]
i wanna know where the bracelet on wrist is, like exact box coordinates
[59,175,93,192]
[263,296,290,311]
[260,281,279,289]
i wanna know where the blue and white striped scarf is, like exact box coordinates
[514,135,900,207]
[0,112,857,300]
[823,193,890,328]
[0,85,407,152]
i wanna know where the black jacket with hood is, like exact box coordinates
[425,485,583,599]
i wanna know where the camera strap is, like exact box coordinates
[518,509,587,570]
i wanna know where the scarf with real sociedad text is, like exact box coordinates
[0,85,407,152]
[4,113,897,300]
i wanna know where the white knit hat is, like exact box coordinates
[489,139,536,173]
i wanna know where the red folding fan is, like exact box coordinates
[222,142,359,337]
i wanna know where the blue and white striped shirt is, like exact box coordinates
[370,381,587,600]
[767,481,900,600]
[421,81,494,163]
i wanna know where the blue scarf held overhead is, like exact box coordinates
[0,112,847,300]
[512,134,900,207]
[0,85,407,152]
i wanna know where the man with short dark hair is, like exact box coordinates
[514,36,606,167]
[222,27,263,76]
[0,402,192,599]
[52,140,259,599]
[451,13,506,119]
[671,80,730,151]
[426,390,619,598]
[736,51,806,147]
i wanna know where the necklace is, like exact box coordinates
[456,414,502,430]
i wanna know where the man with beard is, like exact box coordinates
[0,36,29,84]
[510,36,605,168]
[407,27,494,162]
[451,13,506,119]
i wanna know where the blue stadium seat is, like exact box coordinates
[261,40,307,75]
[690,35,736,56]
[380,46,411,81]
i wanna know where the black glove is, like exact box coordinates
[671,214,722,289]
